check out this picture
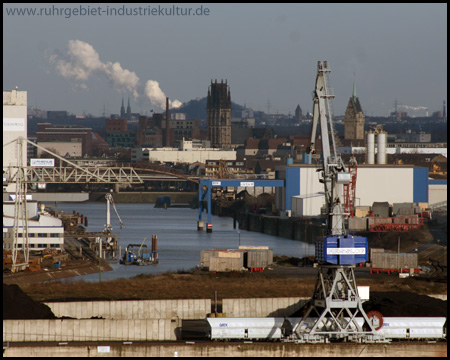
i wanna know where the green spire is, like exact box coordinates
[352,72,357,101]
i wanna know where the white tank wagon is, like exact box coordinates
[206,317,446,342]
[206,317,285,341]
[289,317,446,341]
[377,317,447,340]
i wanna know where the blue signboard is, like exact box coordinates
[315,235,368,265]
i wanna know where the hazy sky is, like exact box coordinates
[3,3,447,117]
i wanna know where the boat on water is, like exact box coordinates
[120,236,158,265]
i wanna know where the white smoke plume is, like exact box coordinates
[50,40,181,109]
[145,80,182,109]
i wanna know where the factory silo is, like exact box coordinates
[377,131,387,164]
[367,131,375,164]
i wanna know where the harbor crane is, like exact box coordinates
[97,192,123,259]
[293,61,386,343]
[105,192,123,244]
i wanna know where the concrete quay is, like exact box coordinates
[3,342,447,357]
[89,191,197,204]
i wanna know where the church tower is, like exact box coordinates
[344,78,365,140]
[207,80,231,148]
[127,97,132,119]
[120,98,126,119]
[295,104,302,124]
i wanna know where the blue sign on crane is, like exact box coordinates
[315,235,368,265]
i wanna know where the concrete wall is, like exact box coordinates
[222,297,309,317]
[3,319,179,342]
[44,299,211,320]
[4,343,447,357]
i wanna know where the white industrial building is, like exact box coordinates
[275,164,439,216]
[37,140,83,158]
[132,139,236,164]
[3,90,28,193]
[3,201,65,252]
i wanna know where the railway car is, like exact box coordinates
[288,317,447,341]
[207,317,286,341]
[207,317,447,342]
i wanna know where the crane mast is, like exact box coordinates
[307,61,350,235]
[292,62,384,343]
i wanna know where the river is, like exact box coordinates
[50,202,315,282]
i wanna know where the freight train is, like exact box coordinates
[206,317,447,343]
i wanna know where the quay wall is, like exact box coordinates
[3,318,180,342]
[223,297,309,318]
[89,191,197,203]
[44,299,211,320]
[44,297,308,320]
[238,213,323,242]
[4,343,447,357]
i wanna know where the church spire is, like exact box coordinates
[127,97,131,119]
[120,97,125,118]
[352,72,357,102]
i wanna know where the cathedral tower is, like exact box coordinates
[207,80,231,148]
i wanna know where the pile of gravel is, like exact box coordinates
[362,291,447,317]
[3,283,56,320]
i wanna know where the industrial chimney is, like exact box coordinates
[165,97,170,147]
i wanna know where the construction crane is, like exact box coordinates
[11,138,30,272]
[343,155,357,218]
[103,192,123,256]
[306,60,349,236]
[293,61,386,343]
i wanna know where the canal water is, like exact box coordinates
[50,202,315,282]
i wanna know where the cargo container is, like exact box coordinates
[369,248,385,262]
[372,202,391,217]
[398,207,415,215]
[238,246,269,250]
[368,217,392,226]
[247,249,273,268]
[354,206,371,218]
[348,217,368,231]
[393,202,414,215]
[200,249,227,268]
[371,253,418,269]
[209,256,243,272]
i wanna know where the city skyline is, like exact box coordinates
[3,3,447,117]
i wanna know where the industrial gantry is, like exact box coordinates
[291,61,387,343]
[197,179,285,232]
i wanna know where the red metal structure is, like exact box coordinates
[343,160,357,218]
[369,217,424,232]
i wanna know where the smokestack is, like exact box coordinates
[166,97,170,147]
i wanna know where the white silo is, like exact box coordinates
[377,131,387,164]
[367,131,375,164]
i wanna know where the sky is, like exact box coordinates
[3,3,447,117]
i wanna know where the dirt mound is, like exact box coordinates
[362,291,447,317]
[3,283,56,320]
[291,291,447,318]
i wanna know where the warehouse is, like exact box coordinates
[275,164,431,216]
